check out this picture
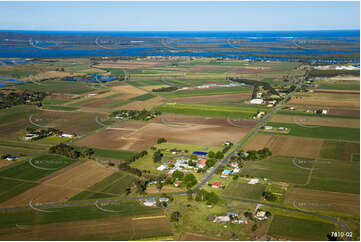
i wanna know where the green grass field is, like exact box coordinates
[13,80,95,94]
[42,98,70,105]
[0,154,76,181]
[0,178,37,203]
[223,182,266,200]
[155,103,265,119]
[0,201,162,229]
[319,140,360,161]
[42,105,79,111]
[87,147,136,161]
[277,110,360,119]
[268,215,334,240]
[239,156,310,185]
[297,158,360,194]
[264,122,360,141]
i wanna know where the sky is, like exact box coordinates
[0,1,359,31]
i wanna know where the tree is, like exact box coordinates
[183,173,197,188]
[190,154,198,160]
[187,189,193,200]
[215,151,224,159]
[208,151,215,158]
[251,224,258,232]
[205,191,219,204]
[157,137,167,144]
[170,211,181,222]
[153,149,163,163]
[172,170,184,180]
[206,158,217,168]
[262,191,277,202]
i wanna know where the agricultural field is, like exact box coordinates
[267,215,334,240]
[223,182,266,200]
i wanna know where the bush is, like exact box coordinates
[157,137,167,144]
[183,173,197,188]
[170,211,181,222]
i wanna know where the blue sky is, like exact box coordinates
[0,1,359,31]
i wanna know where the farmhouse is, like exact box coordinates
[233,167,240,173]
[212,181,222,188]
[264,125,272,130]
[174,181,182,187]
[24,133,39,141]
[231,162,239,168]
[143,199,157,207]
[221,169,232,178]
[61,133,73,138]
[213,216,230,223]
[248,178,259,184]
[5,156,18,161]
[255,211,267,221]
[159,197,169,203]
[227,212,239,217]
[157,164,168,171]
[322,109,328,115]
[198,158,207,168]
[250,99,264,105]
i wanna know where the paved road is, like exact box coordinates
[196,89,295,189]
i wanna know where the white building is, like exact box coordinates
[248,178,259,184]
[24,134,39,141]
[322,109,328,115]
[143,199,157,207]
[157,165,168,171]
[61,134,73,138]
[264,126,273,130]
[250,99,264,105]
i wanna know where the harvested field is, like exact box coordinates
[244,134,323,159]
[76,114,254,151]
[289,92,360,108]
[142,84,170,91]
[2,161,114,206]
[328,108,360,117]
[120,96,165,110]
[0,160,13,169]
[172,93,250,104]
[75,129,135,150]
[0,215,172,240]
[231,67,283,74]
[284,187,360,215]
[181,232,222,241]
[32,70,84,80]
[313,89,360,94]
[270,114,360,128]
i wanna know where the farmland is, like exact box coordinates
[268,215,334,240]
[223,182,266,200]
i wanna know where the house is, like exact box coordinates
[256,111,265,119]
[233,167,240,173]
[213,216,230,223]
[212,182,222,188]
[248,178,259,184]
[24,133,39,141]
[250,99,263,105]
[255,211,267,220]
[267,104,273,107]
[289,107,295,110]
[322,109,328,115]
[268,100,277,105]
[232,219,248,224]
[159,197,169,203]
[278,127,287,131]
[231,162,239,168]
[256,92,263,98]
[5,156,18,161]
[227,212,239,217]
[157,164,168,171]
[143,199,157,207]
[264,126,273,130]
[174,181,182,187]
[221,170,233,178]
[198,158,207,168]
[192,151,208,157]
[61,134,73,138]
[223,141,232,145]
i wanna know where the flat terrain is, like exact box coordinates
[289,92,359,108]
[1,160,114,206]
[244,134,324,159]
[270,114,360,128]
[76,114,255,151]
[284,187,360,215]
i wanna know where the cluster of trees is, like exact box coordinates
[170,211,181,222]
[110,109,161,121]
[157,138,167,144]
[208,151,224,160]
[118,163,143,177]
[194,189,220,204]
[0,90,46,109]
[128,150,148,163]
[245,148,272,161]
[49,143,94,159]
[262,191,277,201]
[172,171,197,189]
[152,86,178,92]
[228,77,279,98]
[153,149,163,163]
